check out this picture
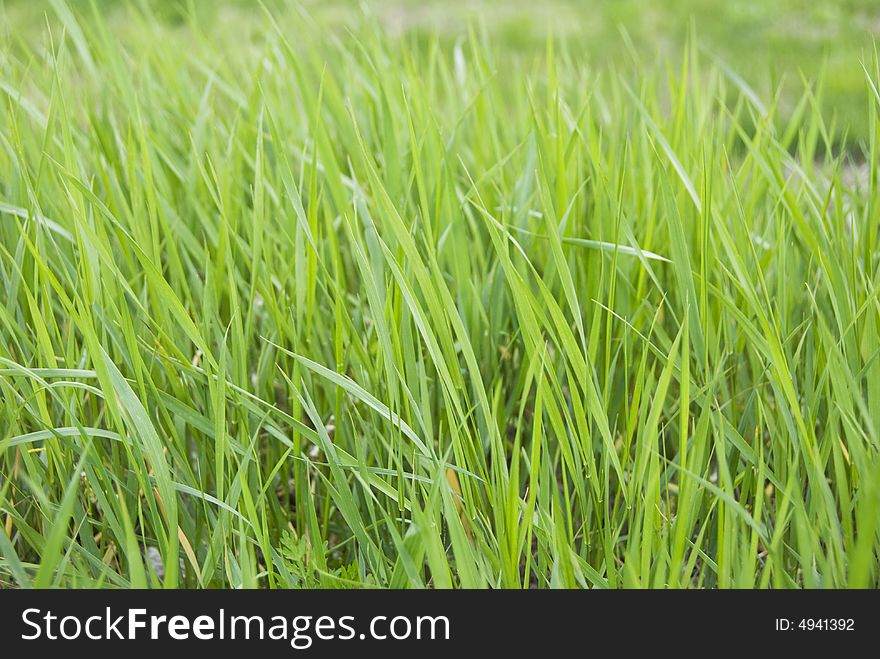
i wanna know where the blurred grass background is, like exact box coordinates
[3,0,879,149]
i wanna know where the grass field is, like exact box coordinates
[1,0,879,588]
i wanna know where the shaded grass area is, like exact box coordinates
[0,1,879,588]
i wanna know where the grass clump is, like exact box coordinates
[1,1,879,588]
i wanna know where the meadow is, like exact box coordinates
[1,0,879,588]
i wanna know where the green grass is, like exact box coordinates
[9,0,878,146]
[1,0,879,588]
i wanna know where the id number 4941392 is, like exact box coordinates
[775,619,855,631]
